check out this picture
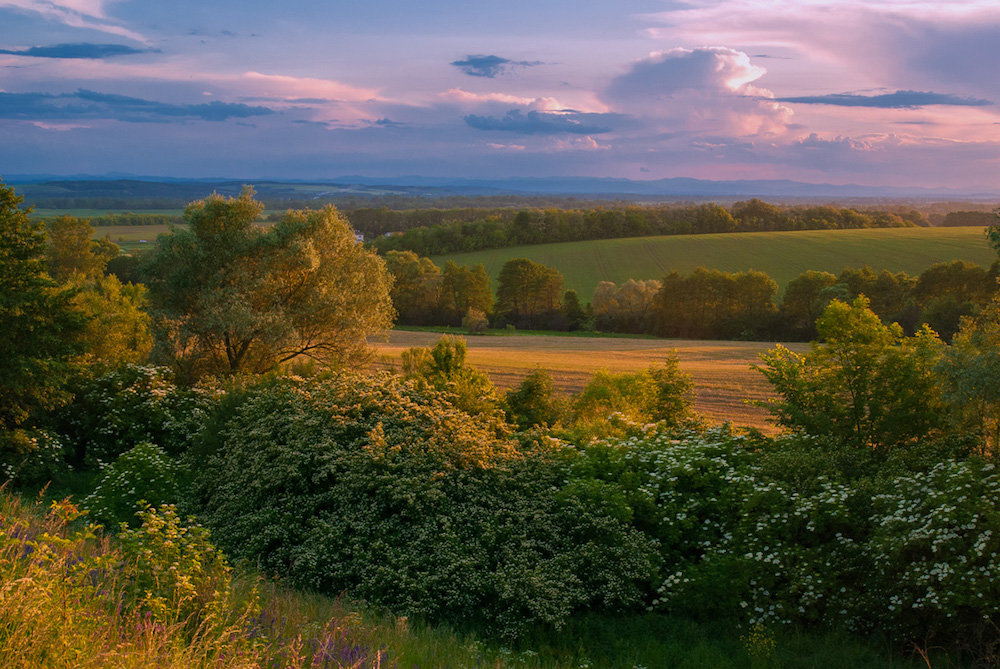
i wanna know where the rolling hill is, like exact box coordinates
[431,226,997,299]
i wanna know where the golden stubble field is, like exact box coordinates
[371,331,810,431]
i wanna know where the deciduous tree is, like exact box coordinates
[757,297,946,452]
[495,258,562,329]
[142,187,393,380]
[0,181,85,473]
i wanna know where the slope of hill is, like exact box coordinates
[432,226,996,298]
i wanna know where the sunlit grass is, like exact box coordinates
[432,226,995,299]
[1,487,941,667]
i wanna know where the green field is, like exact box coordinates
[432,226,997,298]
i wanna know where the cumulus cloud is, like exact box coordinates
[0,42,152,58]
[464,109,613,135]
[603,47,792,136]
[0,88,273,122]
[451,54,542,78]
[642,1,1000,100]
[776,90,993,109]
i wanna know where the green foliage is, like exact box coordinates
[401,335,500,416]
[440,260,493,325]
[495,258,564,329]
[781,270,837,338]
[45,215,119,282]
[373,200,914,257]
[573,427,1000,660]
[647,355,695,426]
[987,209,1000,256]
[142,187,393,380]
[504,369,567,430]
[193,372,656,640]
[462,306,489,333]
[0,180,87,481]
[569,358,695,441]
[84,442,185,528]
[591,279,660,334]
[384,249,442,325]
[919,294,978,342]
[560,289,586,330]
[653,267,777,339]
[50,363,215,467]
[70,273,153,365]
[866,459,1000,648]
[757,297,946,451]
[938,295,1000,451]
[117,504,244,630]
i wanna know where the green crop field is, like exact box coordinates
[432,226,997,298]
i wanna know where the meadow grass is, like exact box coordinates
[431,226,996,298]
[1,487,938,669]
[372,330,803,430]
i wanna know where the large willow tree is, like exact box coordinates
[143,187,393,381]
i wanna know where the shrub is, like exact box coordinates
[569,357,695,440]
[504,368,567,430]
[866,459,1000,649]
[400,335,500,416]
[757,297,947,451]
[84,441,185,528]
[117,504,247,631]
[193,372,657,640]
[462,307,489,334]
[50,363,216,468]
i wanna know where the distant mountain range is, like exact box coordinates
[6,173,998,200]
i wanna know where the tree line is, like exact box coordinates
[372,200,925,256]
[386,252,1000,342]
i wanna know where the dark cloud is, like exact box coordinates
[0,43,154,59]
[464,109,611,134]
[776,90,992,109]
[451,54,541,78]
[0,89,273,123]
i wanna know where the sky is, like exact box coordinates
[1,0,998,188]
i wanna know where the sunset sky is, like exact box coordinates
[1,0,998,188]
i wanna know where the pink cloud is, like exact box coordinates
[241,71,378,102]
[0,0,145,41]
[603,47,793,137]
[441,88,565,111]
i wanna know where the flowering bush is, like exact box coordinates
[867,459,1000,648]
[51,363,216,468]
[586,427,1000,658]
[83,441,185,528]
[194,372,657,640]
